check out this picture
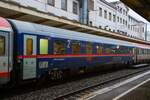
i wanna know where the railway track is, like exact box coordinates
[1,66,150,100]
[54,67,150,100]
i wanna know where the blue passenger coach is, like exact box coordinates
[8,19,135,80]
[1,17,150,86]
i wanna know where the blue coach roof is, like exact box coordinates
[9,19,135,47]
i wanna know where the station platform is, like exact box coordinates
[118,80,150,100]
[83,70,150,100]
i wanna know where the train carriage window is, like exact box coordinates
[26,38,33,55]
[148,49,150,54]
[96,45,102,54]
[0,36,5,56]
[72,42,80,54]
[40,39,48,54]
[105,48,111,54]
[54,40,66,54]
[141,49,144,54]
[86,43,93,54]
[123,46,129,54]
[138,48,140,55]
[144,49,146,54]
[140,49,143,55]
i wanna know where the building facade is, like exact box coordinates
[13,0,80,21]
[147,31,150,41]
[88,0,146,40]
[128,15,146,40]
[8,0,147,40]
[113,1,128,35]
[88,0,117,32]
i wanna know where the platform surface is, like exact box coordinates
[118,80,150,100]
[85,70,150,100]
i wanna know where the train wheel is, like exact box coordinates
[50,70,63,80]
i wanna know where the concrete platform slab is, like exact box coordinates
[118,79,150,100]
[83,70,150,100]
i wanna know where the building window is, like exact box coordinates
[105,48,111,54]
[73,1,78,14]
[72,42,80,54]
[120,18,122,24]
[143,27,144,32]
[123,9,125,15]
[104,10,107,19]
[61,0,67,11]
[123,19,125,25]
[40,39,48,54]
[54,40,66,54]
[125,21,127,26]
[117,16,119,22]
[0,36,5,56]
[128,24,130,29]
[86,43,93,54]
[26,38,33,55]
[113,15,116,22]
[47,0,55,6]
[99,7,102,17]
[120,8,122,13]
[109,12,111,21]
[89,21,93,26]
[117,6,119,10]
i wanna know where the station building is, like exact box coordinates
[88,0,117,32]
[2,0,147,40]
[128,15,146,40]
[88,0,146,40]
[112,1,128,35]
[8,0,81,22]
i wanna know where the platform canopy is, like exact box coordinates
[121,0,150,22]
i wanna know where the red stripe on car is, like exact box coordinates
[0,72,10,77]
[17,54,133,59]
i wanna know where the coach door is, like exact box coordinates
[133,48,137,63]
[23,35,37,80]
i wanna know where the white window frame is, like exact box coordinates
[61,0,67,11]
[47,0,55,6]
[72,1,79,15]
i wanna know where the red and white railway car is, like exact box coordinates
[0,17,13,85]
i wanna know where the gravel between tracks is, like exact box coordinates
[2,67,150,100]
